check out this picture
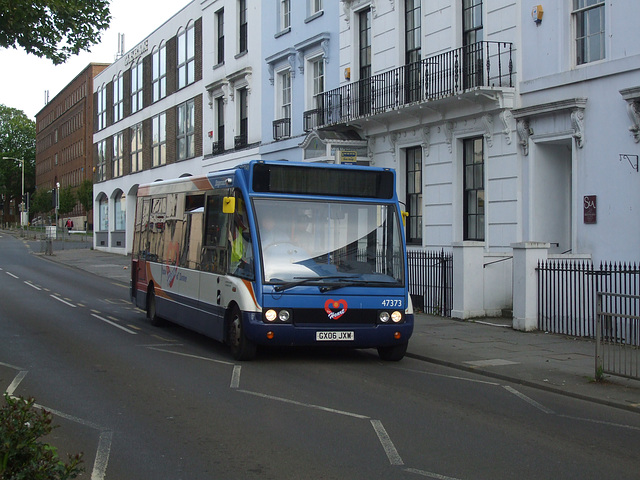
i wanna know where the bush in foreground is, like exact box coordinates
[0,394,83,479]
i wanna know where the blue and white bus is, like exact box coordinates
[131,160,413,360]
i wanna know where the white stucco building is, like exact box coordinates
[92,0,263,254]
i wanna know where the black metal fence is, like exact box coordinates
[407,249,453,317]
[537,260,640,342]
[596,292,640,380]
[315,41,513,128]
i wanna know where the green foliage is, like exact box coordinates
[0,0,111,65]
[58,186,76,216]
[30,188,53,217]
[75,180,93,215]
[0,105,35,205]
[0,394,83,480]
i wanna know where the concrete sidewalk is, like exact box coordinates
[22,232,640,413]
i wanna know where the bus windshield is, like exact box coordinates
[254,199,404,286]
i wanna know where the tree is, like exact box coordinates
[0,0,111,65]
[76,179,93,216]
[58,185,76,216]
[30,187,54,220]
[0,104,35,223]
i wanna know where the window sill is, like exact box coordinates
[304,11,324,24]
[274,27,291,39]
[235,50,248,60]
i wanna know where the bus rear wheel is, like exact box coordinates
[228,306,256,361]
[146,287,165,327]
[377,342,408,361]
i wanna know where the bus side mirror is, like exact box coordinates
[401,210,409,226]
[223,197,235,214]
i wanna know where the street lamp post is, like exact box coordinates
[1,156,26,227]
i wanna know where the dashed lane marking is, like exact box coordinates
[91,313,138,335]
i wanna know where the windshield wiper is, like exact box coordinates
[319,280,401,293]
[272,275,359,292]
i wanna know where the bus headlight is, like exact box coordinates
[378,310,403,324]
[263,308,292,323]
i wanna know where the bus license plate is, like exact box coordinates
[316,331,354,341]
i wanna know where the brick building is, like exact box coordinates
[35,63,109,230]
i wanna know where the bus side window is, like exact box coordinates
[180,194,204,269]
[202,194,229,274]
[229,194,254,279]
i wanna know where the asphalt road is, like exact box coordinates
[1,234,639,479]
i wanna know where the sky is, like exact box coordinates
[0,0,192,120]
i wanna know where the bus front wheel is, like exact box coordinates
[228,306,257,361]
[377,342,408,361]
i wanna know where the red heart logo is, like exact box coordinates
[324,299,348,320]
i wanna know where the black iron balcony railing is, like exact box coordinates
[315,41,513,128]
[273,118,291,140]
[303,109,322,132]
[234,134,248,150]
[212,139,225,155]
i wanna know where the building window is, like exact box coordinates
[152,113,166,167]
[358,8,372,115]
[274,70,291,140]
[573,0,605,65]
[215,97,225,152]
[405,0,421,102]
[280,0,290,31]
[462,0,483,88]
[406,147,422,244]
[99,196,108,231]
[312,57,324,106]
[238,0,248,54]
[115,191,126,231]
[462,0,483,45]
[216,9,224,65]
[131,123,143,173]
[97,85,107,130]
[280,70,291,121]
[177,99,195,160]
[112,132,124,178]
[177,23,195,89]
[152,43,167,102]
[113,72,124,123]
[310,0,323,15]
[236,87,248,148]
[463,137,484,241]
[131,61,143,114]
[96,139,107,182]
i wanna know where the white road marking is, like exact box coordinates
[50,294,77,307]
[371,419,404,465]
[556,414,640,431]
[503,385,555,414]
[0,360,23,370]
[91,430,113,480]
[146,346,234,366]
[397,367,500,386]
[464,359,518,367]
[6,371,28,396]
[238,389,371,419]
[91,313,138,335]
[6,271,18,279]
[24,280,41,290]
[405,467,462,479]
[231,365,241,389]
